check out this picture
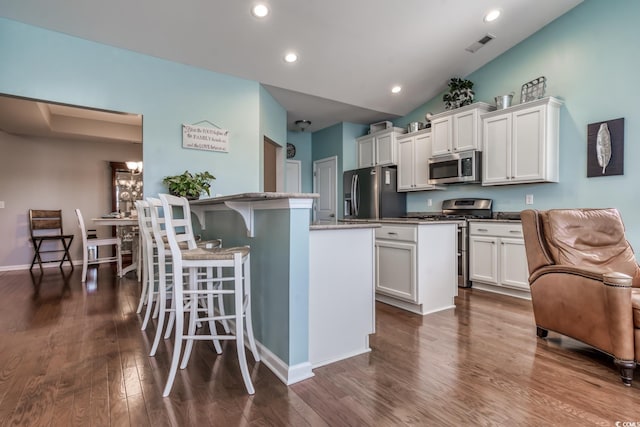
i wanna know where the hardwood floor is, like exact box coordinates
[0,267,639,426]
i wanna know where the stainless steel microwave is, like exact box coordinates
[428,150,482,184]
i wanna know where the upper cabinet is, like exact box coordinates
[481,97,563,186]
[430,102,494,157]
[356,127,405,168]
[397,129,443,192]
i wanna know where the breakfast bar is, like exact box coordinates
[190,193,378,384]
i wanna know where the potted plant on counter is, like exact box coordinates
[162,170,215,200]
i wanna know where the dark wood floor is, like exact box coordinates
[1,267,639,426]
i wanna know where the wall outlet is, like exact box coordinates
[525,194,534,205]
[427,198,432,207]
[0,201,4,209]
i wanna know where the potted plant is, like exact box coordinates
[162,170,215,200]
[443,77,475,110]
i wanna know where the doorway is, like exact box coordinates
[263,137,283,192]
[313,156,337,222]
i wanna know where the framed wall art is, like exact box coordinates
[587,117,624,177]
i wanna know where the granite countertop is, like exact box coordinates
[310,221,381,230]
[339,218,464,225]
[467,218,522,223]
[191,192,320,205]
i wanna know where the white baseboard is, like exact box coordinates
[257,341,314,385]
[0,261,78,272]
[226,319,314,385]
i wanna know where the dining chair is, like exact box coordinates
[159,193,259,396]
[75,209,123,282]
[28,209,75,271]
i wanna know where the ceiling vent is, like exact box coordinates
[465,33,495,53]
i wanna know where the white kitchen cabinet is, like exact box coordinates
[375,222,457,315]
[356,127,405,168]
[376,239,416,301]
[469,221,530,298]
[397,129,443,192]
[481,96,563,186]
[430,102,494,157]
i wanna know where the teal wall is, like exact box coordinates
[392,0,640,248]
[200,208,309,365]
[0,17,263,197]
[287,131,313,192]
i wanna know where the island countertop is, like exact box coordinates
[191,192,319,205]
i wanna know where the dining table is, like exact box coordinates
[92,217,141,279]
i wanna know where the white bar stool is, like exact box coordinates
[134,200,158,327]
[159,193,259,397]
[146,196,227,357]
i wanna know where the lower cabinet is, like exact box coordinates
[468,221,530,298]
[375,223,457,315]
[376,239,416,301]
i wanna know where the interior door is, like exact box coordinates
[313,156,337,221]
[285,160,302,193]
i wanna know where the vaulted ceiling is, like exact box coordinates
[0,0,582,133]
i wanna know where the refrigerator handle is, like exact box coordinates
[353,174,359,216]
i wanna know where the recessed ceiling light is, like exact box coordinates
[484,9,501,22]
[284,52,298,63]
[391,86,402,94]
[251,4,269,18]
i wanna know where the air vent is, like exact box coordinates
[465,33,495,53]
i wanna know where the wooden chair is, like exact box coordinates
[28,209,75,271]
[75,209,123,282]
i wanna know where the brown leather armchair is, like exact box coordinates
[521,208,640,385]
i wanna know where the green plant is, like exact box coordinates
[162,170,215,199]
[443,77,475,110]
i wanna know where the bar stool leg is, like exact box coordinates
[243,253,260,362]
[163,270,185,397]
[150,258,170,356]
[215,266,231,333]
[234,253,254,395]
[206,267,223,354]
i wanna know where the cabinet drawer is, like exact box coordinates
[469,222,523,238]
[375,225,417,242]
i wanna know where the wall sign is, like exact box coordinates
[182,123,229,153]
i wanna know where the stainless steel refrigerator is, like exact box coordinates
[343,165,406,220]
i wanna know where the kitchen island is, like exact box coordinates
[346,218,459,315]
[190,193,379,383]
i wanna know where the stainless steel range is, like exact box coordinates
[407,198,493,287]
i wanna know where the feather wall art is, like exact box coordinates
[587,118,624,178]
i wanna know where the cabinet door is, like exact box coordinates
[375,240,417,302]
[376,133,395,165]
[413,132,432,189]
[512,105,545,182]
[453,109,477,152]
[357,136,375,168]
[482,114,511,185]
[469,235,498,284]
[431,117,452,156]
[396,136,414,191]
[500,238,530,290]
